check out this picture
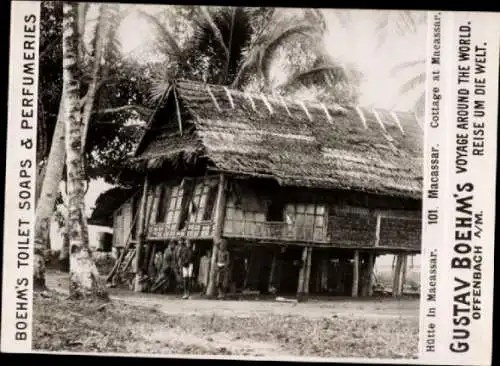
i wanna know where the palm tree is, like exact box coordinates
[62,2,108,299]
[140,6,351,103]
[384,11,426,116]
[391,59,426,116]
[35,1,130,288]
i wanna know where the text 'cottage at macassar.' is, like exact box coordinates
[90,79,423,299]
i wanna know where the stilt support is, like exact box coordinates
[352,250,360,297]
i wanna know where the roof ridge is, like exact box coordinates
[173,78,417,116]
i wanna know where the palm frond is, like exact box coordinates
[259,23,318,84]
[138,10,182,57]
[199,6,230,58]
[399,72,426,95]
[375,13,389,50]
[101,4,122,77]
[376,11,422,50]
[304,8,327,32]
[230,49,260,89]
[414,92,425,117]
[149,80,170,105]
[390,59,425,76]
[279,63,348,91]
[334,9,352,30]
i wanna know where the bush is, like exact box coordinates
[93,251,116,275]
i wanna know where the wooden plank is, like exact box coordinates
[134,175,150,292]
[268,249,277,291]
[147,243,157,277]
[374,214,381,247]
[206,174,227,297]
[297,247,312,298]
[392,254,403,297]
[296,246,308,296]
[400,254,408,295]
[352,250,360,297]
[367,253,375,296]
[305,247,312,296]
[320,258,328,292]
[106,208,141,282]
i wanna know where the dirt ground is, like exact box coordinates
[34,270,419,359]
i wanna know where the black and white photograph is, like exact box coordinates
[26,2,426,359]
[4,2,497,364]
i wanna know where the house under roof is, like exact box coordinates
[123,79,423,200]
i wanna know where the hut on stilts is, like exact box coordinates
[95,79,423,298]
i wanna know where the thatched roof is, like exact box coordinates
[88,186,138,227]
[128,80,423,199]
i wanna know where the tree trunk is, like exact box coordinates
[63,2,107,300]
[59,216,70,272]
[207,174,227,297]
[33,97,65,291]
[81,4,113,151]
[36,160,47,205]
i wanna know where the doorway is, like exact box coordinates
[276,246,303,295]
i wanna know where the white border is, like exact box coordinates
[1,1,39,353]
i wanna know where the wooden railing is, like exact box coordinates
[223,220,326,243]
[223,217,421,251]
[147,221,215,240]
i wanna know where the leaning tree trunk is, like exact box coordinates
[58,212,70,272]
[33,100,65,291]
[62,2,107,300]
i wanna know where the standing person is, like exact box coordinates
[215,239,230,299]
[179,239,195,299]
[173,238,184,292]
[151,241,176,293]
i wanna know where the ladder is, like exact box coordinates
[111,246,136,287]
[119,248,136,274]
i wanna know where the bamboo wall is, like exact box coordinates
[111,176,421,251]
[220,181,420,251]
[327,205,421,250]
[112,199,133,247]
[222,183,326,242]
[146,176,219,240]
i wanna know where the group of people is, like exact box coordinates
[150,237,230,299]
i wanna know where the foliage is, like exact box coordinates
[39,2,153,183]
[142,6,357,105]
[391,59,426,116]
[39,1,63,162]
[375,11,426,50]
[384,12,426,116]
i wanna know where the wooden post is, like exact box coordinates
[142,186,158,275]
[147,242,157,277]
[352,250,360,297]
[392,254,403,297]
[304,247,312,296]
[133,175,149,292]
[297,247,312,299]
[206,174,227,297]
[374,214,381,247]
[360,255,368,297]
[320,258,328,292]
[399,254,408,295]
[367,253,375,296]
[268,249,277,292]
